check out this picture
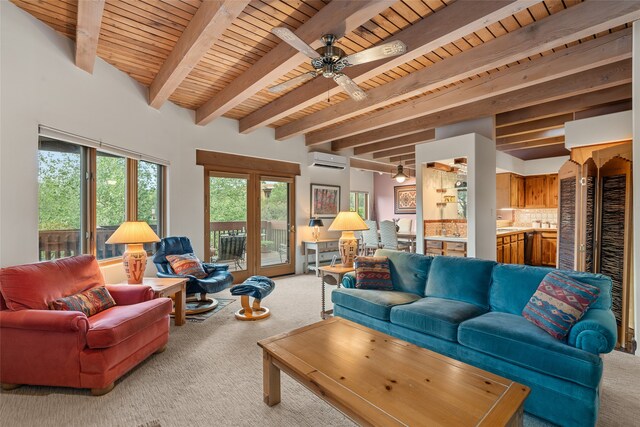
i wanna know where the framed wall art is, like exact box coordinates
[310,184,340,218]
[394,185,416,214]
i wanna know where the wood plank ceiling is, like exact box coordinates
[12,0,636,165]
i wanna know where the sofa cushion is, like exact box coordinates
[0,255,104,311]
[390,297,486,342]
[458,312,603,388]
[425,257,496,309]
[331,288,420,321]
[374,249,432,295]
[48,286,116,317]
[523,271,599,340]
[166,253,207,279]
[86,298,172,349]
[490,264,613,315]
[354,256,393,290]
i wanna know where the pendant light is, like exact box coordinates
[392,163,409,183]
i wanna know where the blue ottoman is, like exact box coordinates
[230,276,275,320]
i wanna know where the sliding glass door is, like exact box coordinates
[206,172,295,283]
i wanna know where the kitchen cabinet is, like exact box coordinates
[497,230,552,266]
[540,231,557,267]
[496,173,525,209]
[425,239,467,257]
[496,232,525,265]
[547,174,559,208]
[525,175,548,208]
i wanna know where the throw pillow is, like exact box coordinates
[355,256,393,290]
[522,271,600,340]
[166,253,207,279]
[48,286,116,317]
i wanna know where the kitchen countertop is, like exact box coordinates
[424,236,468,243]
[496,227,557,237]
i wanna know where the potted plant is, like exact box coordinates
[261,240,274,253]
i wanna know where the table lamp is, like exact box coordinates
[308,218,324,241]
[328,211,369,267]
[105,221,160,284]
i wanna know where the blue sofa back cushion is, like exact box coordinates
[374,249,433,296]
[490,264,613,315]
[425,256,496,309]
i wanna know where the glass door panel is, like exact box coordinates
[208,173,249,281]
[259,176,295,276]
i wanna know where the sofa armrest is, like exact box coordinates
[0,309,89,333]
[105,285,154,305]
[567,308,617,354]
[157,271,196,280]
[342,272,356,288]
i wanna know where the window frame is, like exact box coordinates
[38,138,166,264]
[349,191,369,220]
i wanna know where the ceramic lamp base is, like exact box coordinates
[339,231,359,268]
[122,243,147,284]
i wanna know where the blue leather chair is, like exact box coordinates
[153,236,233,314]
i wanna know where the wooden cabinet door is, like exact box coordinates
[509,175,519,208]
[547,174,559,208]
[531,232,542,266]
[503,242,511,264]
[496,240,503,263]
[525,176,548,208]
[517,234,525,264]
[541,234,557,267]
[496,173,510,209]
[510,241,517,263]
[516,175,525,208]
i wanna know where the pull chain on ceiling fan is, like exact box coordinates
[269,28,407,101]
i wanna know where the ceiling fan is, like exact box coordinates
[269,27,407,101]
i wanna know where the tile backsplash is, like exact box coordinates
[514,209,557,227]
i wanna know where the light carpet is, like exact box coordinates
[1,274,639,426]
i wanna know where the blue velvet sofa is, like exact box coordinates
[333,249,617,427]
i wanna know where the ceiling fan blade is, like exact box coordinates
[268,72,318,94]
[341,40,407,67]
[333,73,367,101]
[271,27,320,60]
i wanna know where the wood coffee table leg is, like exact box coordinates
[263,352,281,406]
[174,285,186,326]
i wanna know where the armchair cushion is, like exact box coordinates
[0,255,104,311]
[166,254,207,279]
[48,286,116,317]
[86,298,172,349]
[105,285,154,305]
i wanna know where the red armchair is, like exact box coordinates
[0,255,172,395]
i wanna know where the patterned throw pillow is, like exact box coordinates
[522,271,600,340]
[48,286,116,317]
[166,253,207,279]
[355,256,393,290]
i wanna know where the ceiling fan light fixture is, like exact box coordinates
[392,164,409,183]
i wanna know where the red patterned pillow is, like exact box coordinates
[48,286,116,317]
[355,256,393,290]
[166,254,207,279]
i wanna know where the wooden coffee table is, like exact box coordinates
[258,317,529,426]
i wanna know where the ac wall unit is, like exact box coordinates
[308,151,347,170]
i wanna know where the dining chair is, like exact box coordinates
[379,220,410,251]
[361,219,380,256]
[397,218,413,234]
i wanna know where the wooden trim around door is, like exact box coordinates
[196,150,301,176]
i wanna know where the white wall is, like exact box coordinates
[565,110,632,149]
[0,2,372,277]
[373,173,416,226]
[496,151,569,175]
[415,133,496,259]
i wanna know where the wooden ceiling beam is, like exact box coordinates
[500,137,566,152]
[331,123,433,150]
[351,130,435,155]
[195,0,394,126]
[509,144,570,161]
[75,0,106,74]
[331,61,631,151]
[306,30,632,145]
[373,145,415,159]
[573,99,632,120]
[497,128,565,146]
[278,1,640,140]
[350,158,415,177]
[496,114,573,138]
[496,84,631,126]
[238,0,533,133]
[149,0,249,109]
[389,154,415,163]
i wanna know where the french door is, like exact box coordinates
[205,171,295,283]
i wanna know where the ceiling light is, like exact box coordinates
[392,164,409,183]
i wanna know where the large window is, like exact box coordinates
[38,137,165,262]
[350,191,369,219]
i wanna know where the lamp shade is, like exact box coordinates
[308,218,324,227]
[105,221,160,244]
[328,211,369,232]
